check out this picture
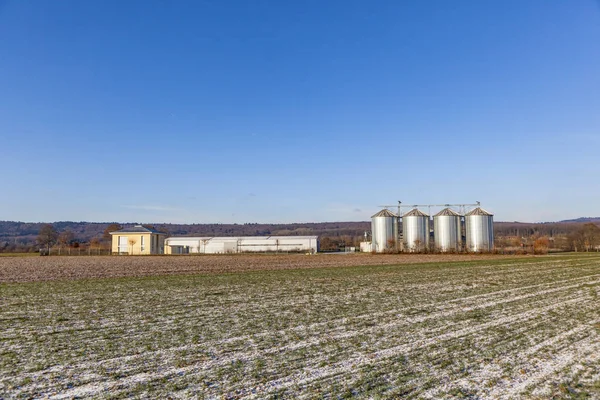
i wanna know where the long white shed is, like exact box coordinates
[164,236,319,254]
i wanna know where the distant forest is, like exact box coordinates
[1,219,599,253]
[0,221,369,252]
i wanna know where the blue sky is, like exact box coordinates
[1,0,599,224]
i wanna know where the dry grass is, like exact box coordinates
[1,253,599,398]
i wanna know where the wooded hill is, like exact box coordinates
[0,221,369,251]
[1,219,598,252]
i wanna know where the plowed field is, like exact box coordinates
[0,253,507,283]
[1,254,599,398]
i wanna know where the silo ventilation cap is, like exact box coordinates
[371,209,398,218]
[434,208,460,217]
[465,207,493,216]
[402,208,429,217]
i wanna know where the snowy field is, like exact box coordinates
[1,254,599,398]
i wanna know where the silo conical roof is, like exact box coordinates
[403,208,429,217]
[434,208,460,217]
[371,209,398,218]
[465,207,493,216]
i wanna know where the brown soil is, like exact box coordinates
[0,253,514,283]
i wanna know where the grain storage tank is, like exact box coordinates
[371,209,398,253]
[402,208,430,252]
[465,207,494,252]
[433,208,462,252]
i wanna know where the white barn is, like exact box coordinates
[164,236,319,254]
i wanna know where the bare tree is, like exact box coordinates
[103,224,122,249]
[128,238,137,255]
[90,237,102,255]
[58,230,75,255]
[581,223,600,251]
[386,238,397,253]
[37,224,58,254]
[413,239,422,253]
[533,236,550,255]
[568,223,600,252]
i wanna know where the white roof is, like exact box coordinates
[165,235,318,243]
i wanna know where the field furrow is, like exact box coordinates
[1,253,599,398]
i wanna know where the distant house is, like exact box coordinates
[110,225,167,255]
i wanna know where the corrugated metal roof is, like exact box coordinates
[434,208,460,217]
[465,207,493,216]
[110,225,167,235]
[403,208,429,217]
[371,209,398,218]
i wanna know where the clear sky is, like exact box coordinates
[1,0,599,224]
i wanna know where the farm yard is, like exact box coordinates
[1,253,600,398]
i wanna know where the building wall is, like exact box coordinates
[111,233,165,255]
[165,236,319,254]
[164,238,200,255]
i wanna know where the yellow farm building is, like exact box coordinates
[110,225,166,255]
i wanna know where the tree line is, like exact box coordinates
[2,220,600,254]
[0,221,371,253]
[32,223,124,255]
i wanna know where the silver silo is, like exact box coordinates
[433,208,462,252]
[402,208,430,252]
[371,209,399,253]
[465,207,494,252]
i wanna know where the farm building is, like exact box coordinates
[164,236,319,254]
[110,225,167,255]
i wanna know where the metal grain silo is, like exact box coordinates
[402,209,430,252]
[465,207,494,252]
[433,208,462,252]
[371,209,399,253]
